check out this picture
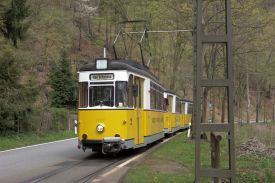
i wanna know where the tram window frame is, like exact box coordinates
[79,82,88,108]
[89,85,114,107]
[115,81,128,107]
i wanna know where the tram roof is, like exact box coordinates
[165,90,181,98]
[181,99,193,103]
[79,59,161,85]
[165,90,193,103]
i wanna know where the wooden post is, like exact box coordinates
[211,132,222,183]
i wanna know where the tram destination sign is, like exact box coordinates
[90,73,114,80]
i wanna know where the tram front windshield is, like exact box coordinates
[89,86,114,107]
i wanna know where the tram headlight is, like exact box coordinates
[96,124,105,133]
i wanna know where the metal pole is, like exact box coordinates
[194,0,236,182]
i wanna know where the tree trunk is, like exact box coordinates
[88,16,93,37]
[78,25,82,51]
[221,90,226,123]
[256,91,260,123]
[211,90,216,123]
[240,100,242,124]
[202,88,209,123]
[211,133,221,183]
[98,21,101,33]
[246,61,250,124]
[273,89,275,121]
[105,19,109,49]
[264,96,266,123]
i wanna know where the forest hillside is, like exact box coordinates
[1,0,275,133]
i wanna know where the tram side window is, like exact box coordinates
[158,91,162,110]
[116,81,128,107]
[150,89,155,109]
[176,98,181,113]
[79,82,88,108]
[168,96,173,112]
[156,87,160,110]
[163,95,167,111]
[155,89,159,110]
[150,82,165,111]
[160,90,164,111]
[128,75,133,107]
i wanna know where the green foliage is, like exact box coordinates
[49,51,77,108]
[48,108,69,131]
[237,155,275,183]
[0,47,38,132]
[0,0,275,133]
[26,4,74,63]
[0,130,75,151]
[1,0,30,47]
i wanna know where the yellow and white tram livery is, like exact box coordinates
[78,59,166,154]
[182,99,193,127]
[163,91,180,135]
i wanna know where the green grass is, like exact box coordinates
[124,133,196,183]
[0,130,76,151]
[237,154,275,182]
[125,165,188,183]
[124,123,275,183]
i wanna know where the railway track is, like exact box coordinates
[76,159,122,183]
[1,132,185,183]
[25,134,180,183]
[27,152,135,183]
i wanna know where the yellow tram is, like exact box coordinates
[77,58,192,154]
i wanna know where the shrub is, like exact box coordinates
[49,108,69,131]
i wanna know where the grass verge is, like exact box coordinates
[0,130,76,151]
[124,123,275,183]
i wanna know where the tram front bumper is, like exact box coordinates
[102,137,125,154]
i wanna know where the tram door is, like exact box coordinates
[134,77,144,144]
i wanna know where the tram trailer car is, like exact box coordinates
[163,91,180,136]
[163,92,192,136]
[181,99,193,128]
[77,58,192,154]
